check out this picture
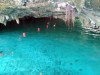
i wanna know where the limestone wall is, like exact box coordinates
[0,0,99,30]
[85,0,100,11]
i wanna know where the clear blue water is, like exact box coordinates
[0,19,100,75]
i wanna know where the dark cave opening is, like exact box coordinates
[0,16,67,31]
[0,16,82,33]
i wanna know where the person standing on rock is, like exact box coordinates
[22,0,29,6]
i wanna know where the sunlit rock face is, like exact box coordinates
[73,0,85,13]
[85,0,100,11]
[14,0,22,5]
[0,0,99,30]
[0,0,15,5]
[79,0,100,29]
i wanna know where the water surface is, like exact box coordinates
[0,19,100,75]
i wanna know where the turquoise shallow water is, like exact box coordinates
[0,19,100,75]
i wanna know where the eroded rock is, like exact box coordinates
[0,0,99,32]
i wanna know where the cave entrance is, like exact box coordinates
[0,16,82,32]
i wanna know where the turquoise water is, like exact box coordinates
[0,19,100,75]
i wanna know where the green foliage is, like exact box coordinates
[75,19,82,27]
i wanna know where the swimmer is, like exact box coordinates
[46,24,49,29]
[53,23,56,28]
[37,28,40,32]
[23,32,26,37]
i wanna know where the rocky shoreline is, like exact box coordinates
[0,0,100,33]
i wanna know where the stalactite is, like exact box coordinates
[15,18,20,24]
[66,3,71,29]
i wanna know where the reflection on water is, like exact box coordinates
[0,18,100,75]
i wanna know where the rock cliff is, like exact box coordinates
[0,0,100,32]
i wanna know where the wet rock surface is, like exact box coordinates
[0,0,100,33]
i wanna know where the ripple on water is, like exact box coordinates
[0,22,100,75]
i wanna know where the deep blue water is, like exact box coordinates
[0,19,100,75]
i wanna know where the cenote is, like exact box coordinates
[0,17,100,75]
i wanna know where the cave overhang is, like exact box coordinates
[0,0,100,32]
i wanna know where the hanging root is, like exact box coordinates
[71,7,75,27]
[65,2,76,29]
[66,3,71,29]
